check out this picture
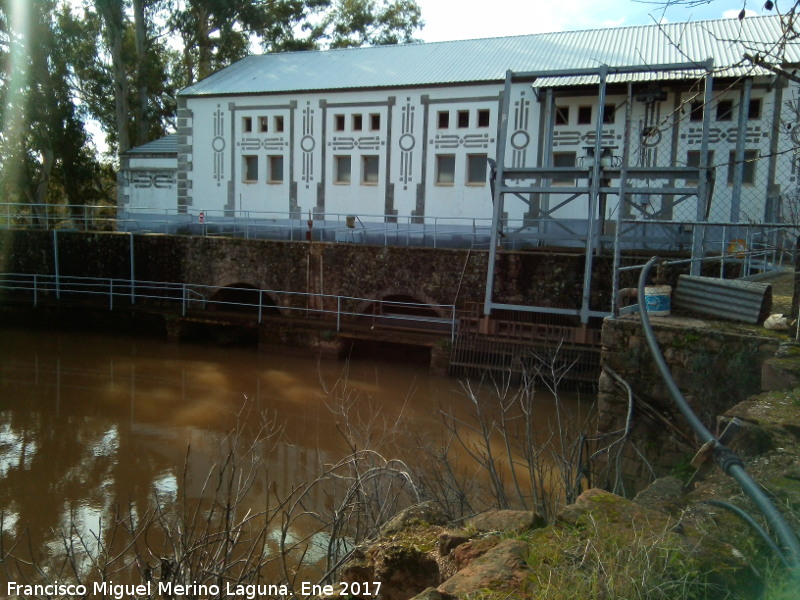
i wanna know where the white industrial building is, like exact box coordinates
[118,15,800,251]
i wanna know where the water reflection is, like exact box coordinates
[0,328,455,556]
[0,325,591,585]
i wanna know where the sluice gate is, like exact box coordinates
[449,304,602,384]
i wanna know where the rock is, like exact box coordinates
[452,535,500,570]
[724,392,800,456]
[558,488,670,529]
[437,531,470,557]
[437,539,530,597]
[342,504,449,600]
[466,509,545,534]
[633,476,687,514]
[373,547,440,600]
[380,502,449,536]
[761,357,800,391]
[408,588,456,600]
[342,539,440,600]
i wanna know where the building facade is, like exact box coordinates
[119,15,800,243]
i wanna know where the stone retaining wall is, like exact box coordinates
[598,314,779,490]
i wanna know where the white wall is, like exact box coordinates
[120,155,178,212]
[185,82,527,223]
[178,77,787,229]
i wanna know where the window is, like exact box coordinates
[243,116,253,133]
[477,109,490,128]
[467,154,488,185]
[438,111,450,129]
[552,151,577,184]
[352,114,363,131]
[727,149,758,185]
[716,100,733,121]
[370,113,381,130]
[435,155,456,185]
[334,156,351,184]
[335,114,346,131]
[243,155,258,182]
[689,101,704,122]
[274,115,285,132]
[268,155,284,183]
[748,98,762,120]
[578,106,592,125]
[602,104,615,124]
[362,156,379,185]
[259,116,268,133]
[457,110,469,128]
[555,106,569,126]
[685,150,715,184]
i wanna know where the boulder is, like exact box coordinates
[451,535,500,570]
[437,539,530,597]
[380,502,449,536]
[436,531,470,557]
[466,509,545,534]
[408,588,455,600]
[341,537,441,600]
[633,476,687,514]
[342,503,449,600]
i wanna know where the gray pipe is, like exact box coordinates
[637,256,800,567]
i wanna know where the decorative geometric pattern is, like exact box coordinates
[302,102,316,188]
[681,125,766,145]
[238,137,289,151]
[329,136,384,151]
[511,93,531,168]
[431,133,493,149]
[553,129,618,147]
[399,98,416,190]
[123,170,176,189]
[212,105,225,186]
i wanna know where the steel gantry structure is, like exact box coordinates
[483,61,723,329]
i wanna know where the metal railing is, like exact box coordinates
[2,202,798,258]
[0,203,509,250]
[0,273,458,342]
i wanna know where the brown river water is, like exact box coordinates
[0,325,592,590]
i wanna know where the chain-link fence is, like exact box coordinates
[610,73,800,267]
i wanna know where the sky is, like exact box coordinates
[411,0,771,43]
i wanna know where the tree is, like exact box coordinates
[133,0,149,146]
[168,0,424,83]
[168,0,282,83]
[72,0,176,155]
[1,0,424,217]
[0,1,107,225]
[96,0,131,153]
[648,1,799,80]
[312,0,424,49]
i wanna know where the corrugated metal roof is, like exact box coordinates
[179,15,799,97]
[673,274,772,324]
[124,134,178,156]
[532,66,762,88]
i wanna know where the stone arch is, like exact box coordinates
[208,282,279,315]
[356,288,449,320]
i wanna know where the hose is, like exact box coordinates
[637,256,800,567]
[702,499,791,569]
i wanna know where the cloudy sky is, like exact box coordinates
[412,0,769,42]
